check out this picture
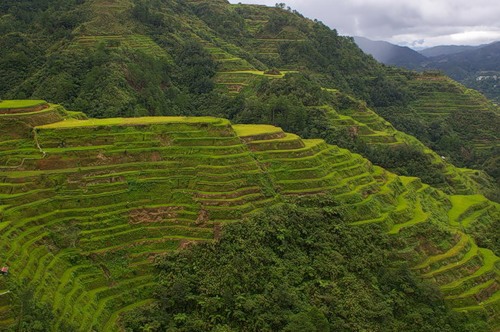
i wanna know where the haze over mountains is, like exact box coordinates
[354,37,500,103]
[354,37,427,69]
[419,45,484,57]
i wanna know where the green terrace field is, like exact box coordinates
[185,1,500,202]
[69,35,173,61]
[1,0,498,206]
[409,76,495,117]
[378,73,500,192]
[38,116,230,128]
[0,100,47,110]
[0,101,498,330]
[307,92,494,198]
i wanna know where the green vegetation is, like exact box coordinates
[122,205,480,332]
[0,0,499,330]
[0,100,46,109]
[0,103,498,330]
[38,116,228,128]
[0,0,498,200]
[377,73,500,199]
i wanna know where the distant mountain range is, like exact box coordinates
[419,45,483,57]
[353,37,426,69]
[354,37,500,103]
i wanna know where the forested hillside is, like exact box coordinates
[1,0,498,201]
[355,37,500,104]
[423,42,500,104]
[0,0,499,330]
[0,101,498,331]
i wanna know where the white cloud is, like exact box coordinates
[228,0,500,47]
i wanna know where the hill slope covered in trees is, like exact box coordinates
[1,0,498,201]
[0,0,499,330]
[0,101,498,331]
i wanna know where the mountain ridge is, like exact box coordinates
[354,37,500,103]
[354,36,427,69]
[0,0,499,329]
[419,44,484,57]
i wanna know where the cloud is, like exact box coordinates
[228,0,500,47]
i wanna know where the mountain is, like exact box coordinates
[1,0,498,199]
[0,0,499,330]
[422,42,500,79]
[355,37,500,103]
[354,36,500,103]
[419,45,482,57]
[422,42,500,103]
[354,36,427,69]
[0,100,498,331]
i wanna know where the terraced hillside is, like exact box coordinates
[309,91,495,197]
[1,0,498,202]
[177,2,498,199]
[0,101,498,330]
[378,72,500,194]
[409,74,499,152]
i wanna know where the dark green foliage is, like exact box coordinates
[175,42,217,95]
[234,94,308,135]
[131,0,166,29]
[0,34,43,99]
[6,282,55,332]
[463,73,500,104]
[122,205,479,332]
[468,215,500,256]
[369,74,412,107]
[189,1,247,41]
[361,144,447,186]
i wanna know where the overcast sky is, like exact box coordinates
[228,0,500,48]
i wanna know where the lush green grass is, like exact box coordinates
[388,198,428,234]
[38,116,228,128]
[448,195,489,226]
[0,100,46,109]
[233,124,284,137]
[0,105,499,330]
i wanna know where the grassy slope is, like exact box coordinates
[378,72,500,193]
[0,103,498,330]
[0,100,47,109]
[187,1,499,200]
[0,0,498,199]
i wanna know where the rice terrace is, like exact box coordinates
[0,0,499,330]
[0,100,497,330]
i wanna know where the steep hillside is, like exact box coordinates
[0,101,498,331]
[1,0,498,201]
[376,71,500,200]
[236,75,497,199]
[184,1,499,200]
[422,42,500,104]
